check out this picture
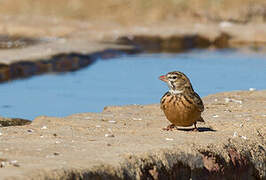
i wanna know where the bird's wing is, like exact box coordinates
[192,92,204,112]
[160,92,170,110]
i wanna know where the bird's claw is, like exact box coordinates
[162,124,176,131]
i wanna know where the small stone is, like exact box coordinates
[225,98,242,104]
[96,125,101,128]
[241,136,247,140]
[55,141,61,144]
[132,118,142,121]
[41,126,47,130]
[1,161,6,167]
[212,115,219,118]
[53,152,60,156]
[10,160,18,165]
[233,132,238,137]
[105,134,114,138]
[214,98,218,102]
[224,97,231,103]
[219,21,232,28]
[27,129,34,133]
[0,132,2,136]
[84,117,91,120]
[108,120,116,124]
[165,138,174,141]
[232,99,242,104]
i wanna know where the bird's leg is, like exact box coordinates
[193,122,199,132]
[162,124,176,131]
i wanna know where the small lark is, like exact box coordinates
[159,71,204,131]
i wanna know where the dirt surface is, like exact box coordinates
[0,90,265,179]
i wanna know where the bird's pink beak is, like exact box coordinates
[159,75,168,82]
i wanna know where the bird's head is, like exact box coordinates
[159,71,193,94]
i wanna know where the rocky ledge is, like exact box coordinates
[0,117,31,127]
[0,90,265,179]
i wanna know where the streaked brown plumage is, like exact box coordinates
[159,71,204,131]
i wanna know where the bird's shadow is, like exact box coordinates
[177,127,216,132]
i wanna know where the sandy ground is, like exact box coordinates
[0,90,265,179]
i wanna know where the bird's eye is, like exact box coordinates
[172,76,177,79]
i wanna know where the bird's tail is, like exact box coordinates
[197,116,205,122]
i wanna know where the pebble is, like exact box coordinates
[0,161,6,167]
[0,160,19,168]
[53,152,60,156]
[10,160,19,167]
[41,126,47,130]
[224,98,242,104]
[224,98,231,103]
[0,132,2,136]
[132,118,142,121]
[165,138,174,141]
[95,125,101,128]
[27,129,34,133]
[219,21,232,28]
[241,136,247,140]
[108,120,116,124]
[233,132,238,137]
[105,134,115,138]
[212,115,219,118]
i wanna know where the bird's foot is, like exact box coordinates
[162,124,176,131]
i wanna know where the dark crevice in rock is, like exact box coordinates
[116,33,231,53]
[46,147,264,180]
[198,147,261,180]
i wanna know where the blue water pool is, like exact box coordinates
[0,48,265,120]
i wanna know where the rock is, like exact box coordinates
[0,90,265,179]
[0,117,31,127]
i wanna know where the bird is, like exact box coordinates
[159,71,204,131]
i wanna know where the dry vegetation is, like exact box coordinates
[0,0,266,24]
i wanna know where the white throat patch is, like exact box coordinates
[169,89,183,94]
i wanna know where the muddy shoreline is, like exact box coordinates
[1,18,266,82]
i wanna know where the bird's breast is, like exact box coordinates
[160,93,201,126]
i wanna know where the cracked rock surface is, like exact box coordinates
[0,90,265,179]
